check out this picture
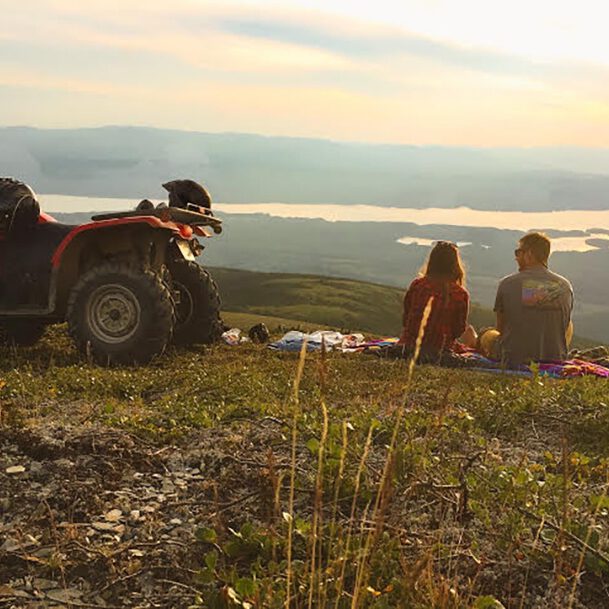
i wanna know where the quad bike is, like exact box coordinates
[0,178,224,364]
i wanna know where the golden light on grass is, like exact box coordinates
[408,295,434,381]
[285,338,308,609]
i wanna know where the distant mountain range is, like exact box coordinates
[2,125,609,211]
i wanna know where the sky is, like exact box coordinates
[2,0,609,146]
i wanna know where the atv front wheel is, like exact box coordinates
[168,260,223,346]
[67,262,174,365]
[0,319,46,346]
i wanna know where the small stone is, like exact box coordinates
[29,461,44,476]
[169,518,182,526]
[129,549,144,557]
[5,465,25,475]
[161,480,175,493]
[92,522,116,532]
[0,538,21,552]
[53,458,74,469]
[25,534,39,546]
[46,588,82,603]
[129,509,141,521]
[114,524,125,536]
[31,578,58,592]
[104,509,122,522]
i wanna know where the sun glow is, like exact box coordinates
[2,0,609,145]
[230,0,609,65]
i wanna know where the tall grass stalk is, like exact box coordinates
[518,516,546,609]
[285,340,308,609]
[332,423,376,609]
[568,467,609,609]
[321,420,349,609]
[407,296,434,382]
[556,434,570,583]
[350,297,434,608]
[307,399,328,609]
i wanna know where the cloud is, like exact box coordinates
[214,15,542,75]
[210,10,609,93]
[2,0,609,146]
[3,1,606,88]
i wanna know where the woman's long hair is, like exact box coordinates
[420,241,466,287]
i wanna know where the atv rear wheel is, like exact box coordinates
[67,262,174,365]
[0,319,46,346]
[168,260,223,346]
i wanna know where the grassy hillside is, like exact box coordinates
[212,267,496,336]
[1,329,609,608]
[214,267,598,350]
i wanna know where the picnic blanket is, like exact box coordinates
[266,330,609,378]
[268,330,365,352]
[372,342,609,378]
[430,347,609,378]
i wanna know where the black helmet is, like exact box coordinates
[0,178,40,231]
[248,323,270,344]
[162,179,211,211]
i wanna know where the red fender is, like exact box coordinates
[51,216,183,268]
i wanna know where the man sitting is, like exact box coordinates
[480,232,573,367]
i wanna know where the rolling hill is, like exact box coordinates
[214,267,494,335]
[213,267,598,350]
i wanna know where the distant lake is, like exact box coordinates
[43,194,609,252]
[395,234,609,252]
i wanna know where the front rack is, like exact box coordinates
[92,207,223,233]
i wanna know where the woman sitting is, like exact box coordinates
[397,241,476,362]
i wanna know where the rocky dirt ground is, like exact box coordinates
[3,415,607,609]
[1,417,298,609]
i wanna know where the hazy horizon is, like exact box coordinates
[5,123,609,152]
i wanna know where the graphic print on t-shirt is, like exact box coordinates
[521,278,564,309]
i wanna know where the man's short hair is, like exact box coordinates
[520,232,551,263]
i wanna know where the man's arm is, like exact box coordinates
[496,311,505,334]
[494,280,505,334]
[565,282,574,347]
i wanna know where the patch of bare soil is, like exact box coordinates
[0,418,294,608]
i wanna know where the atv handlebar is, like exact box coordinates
[91,207,223,233]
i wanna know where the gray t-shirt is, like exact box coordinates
[494,266,573,366]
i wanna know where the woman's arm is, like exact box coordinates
[402,284,415,328]
[398,284,415,344]
[452,291,469,339]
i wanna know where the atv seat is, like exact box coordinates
[0,222,77,310]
